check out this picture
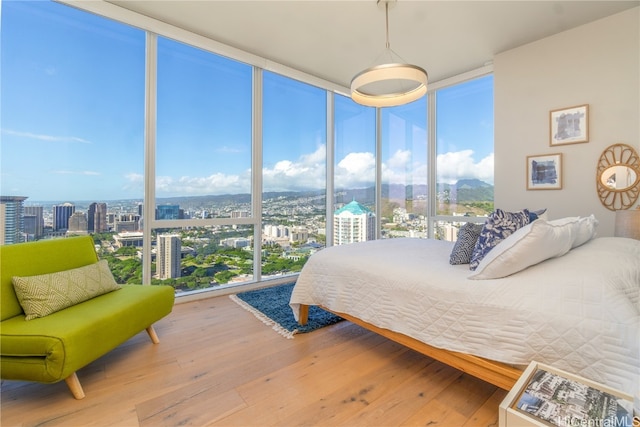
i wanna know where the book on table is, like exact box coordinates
[515,368,634,427]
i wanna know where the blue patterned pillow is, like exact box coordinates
[469,209,531,270]
[449,222,484,265]
[528,208,547,222]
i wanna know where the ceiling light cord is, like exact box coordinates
[385,1,390,50]
[379,1,408,66]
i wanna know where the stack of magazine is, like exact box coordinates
[515,368,634,427]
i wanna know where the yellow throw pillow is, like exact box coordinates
[12,260,121,320]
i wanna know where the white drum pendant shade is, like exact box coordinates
[350,0,428,107]
[351,63,428,107]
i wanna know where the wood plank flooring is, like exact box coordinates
[1,294,506,427]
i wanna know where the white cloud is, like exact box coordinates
[156,172,251,195]
[125,173,144,183]
[2,129,91,144]
[335,152,375,188]
[381,149,430,186]
[436,150,494,184]
[382,161,429,186]
[216,145,245,154]
[122,172,144,194]
[142,146,494,196]
[387,149,411,169]
[475,153,495,183]
[263,145,326,191]
[52,170,100,176]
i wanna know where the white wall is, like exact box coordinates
[494,7,639,237]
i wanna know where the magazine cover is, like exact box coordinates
[515,368,634,427]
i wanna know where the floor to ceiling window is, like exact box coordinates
[1,0,146,280]
[434,75,494,240]
[1,0,494,297]
[381,97,428,239]
[154,37,254,292]
[156,37,253,217]
[262,72,327,277]
[333,94,376,246]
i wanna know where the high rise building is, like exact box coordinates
[87,203,96,233]
[264,224,288,238]
[0,196,27,245]
[53,203,75,231]
[156,205,181,220]
[113,231,144,248]
[68,211,88,234]
[231,210,250,219]
[23,206,44,239]
[333,200,376,246]
[88,202,108,233]
[289,226,309,243]
[157,234,181,279]
[114,213,140,233]
[22,215,38,241]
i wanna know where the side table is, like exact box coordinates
[499,361,636,427]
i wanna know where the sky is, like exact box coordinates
[1,0,494,203]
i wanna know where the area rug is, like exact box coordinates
[229,282,343,339]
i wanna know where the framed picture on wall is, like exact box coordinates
[549,104,589,146]
[527,153,563,190]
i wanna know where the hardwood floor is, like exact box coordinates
[1,294,506,427]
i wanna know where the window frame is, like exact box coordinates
[29,1,494,297]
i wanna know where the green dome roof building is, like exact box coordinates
[333,200,376,245]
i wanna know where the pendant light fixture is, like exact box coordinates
[350,0,428,108]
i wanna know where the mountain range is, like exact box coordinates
[31,179,493,208]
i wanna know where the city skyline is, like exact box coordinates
[2,1,494,202]
[8,177,493,209]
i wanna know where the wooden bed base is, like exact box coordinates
[298,304,523,391]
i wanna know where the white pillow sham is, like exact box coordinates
[468,219,575,280]
[549,214,598,248]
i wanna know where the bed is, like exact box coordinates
[290,234,640,395]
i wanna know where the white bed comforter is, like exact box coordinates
[290,237,640,395]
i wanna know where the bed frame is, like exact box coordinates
[298,304,523,391]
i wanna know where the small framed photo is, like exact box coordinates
[550,104,589,146]
[527,153,563,190]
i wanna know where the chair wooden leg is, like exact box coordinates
[146,325,160,344]
[64,326,159,400]
[64,372,85,400]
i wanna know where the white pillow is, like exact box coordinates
[548,215,598,248]
[548,216,579,226]
[468,219,575,280]
[573,215,598,248]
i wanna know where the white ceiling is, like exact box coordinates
[107,0,638,88]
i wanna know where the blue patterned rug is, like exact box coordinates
[230,283,343,339]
